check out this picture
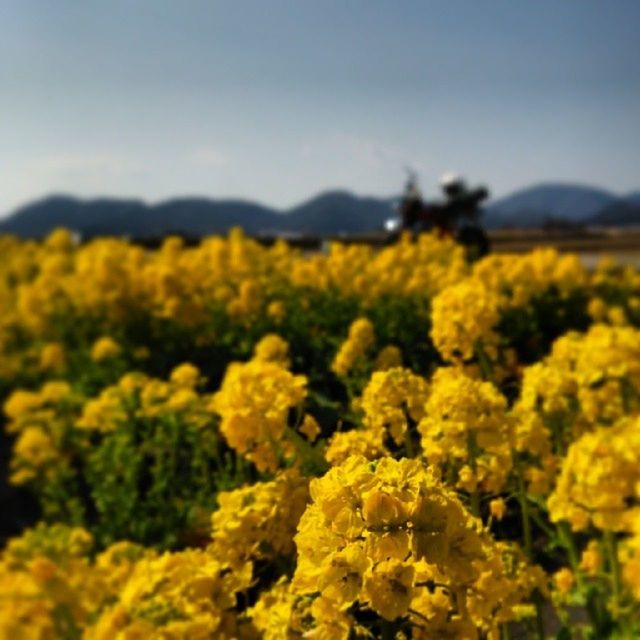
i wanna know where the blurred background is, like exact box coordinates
[1,0,639,250]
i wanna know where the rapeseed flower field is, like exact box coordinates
[0,228,639,638]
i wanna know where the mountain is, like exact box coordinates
[0,196,143,237]
[485,183,618,227]
[0,195,286,238]
[146,199,283,236]
[625,192,640,206]
[2,183,639,238]
[0,191,396,238]
[285,190,395,234]
[589,199,640,227]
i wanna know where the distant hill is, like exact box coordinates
[589,199,640,227]
[285,190,395,234]
[485,183,618,227]
[625,192,640,206]
[1,182,638,238]
[0,196,143,237]
[0,195,286,238]
[0,191,396,238]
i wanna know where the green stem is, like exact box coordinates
[533,591,546,640]
[380,620,395,640]
[557,522,584,590]
[404,427,415,458]
[470,491,480,518]
[284,425,328,474]
[517,468,532,559]
[517,466,545,640]
[467,430,481,517]
[605,531,622,611]
[474,340,494,383]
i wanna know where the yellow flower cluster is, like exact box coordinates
[373,344,403,371]
[331,317,375,377]
[554,324,640,426]
[210,469,309,568]
[513,324,640,460]
[548,416,640,532]
[289,232,467,301]
[78,362,210,432]
[472,248,587,308]
[0,524,148,640]
[212,357,307,472]
[252,333,291,366]
[87,549,251,640]
[430,279,500,362]
[39,341,66,372]
[325,427,389,467]
[2,228,640,637]
[325,367,429,465]
[0,228,473,346]
[0,523,253,640]
[4,381,81,485]
[248,577,306,640]
[90,335,122,362]
[418,367,513,494]
[292,456,543,638]
[359,367,430,446]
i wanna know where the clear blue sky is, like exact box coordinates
[1,0,639,215]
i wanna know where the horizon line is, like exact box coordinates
[2,178,635,220]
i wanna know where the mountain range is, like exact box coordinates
[1,183,639,238]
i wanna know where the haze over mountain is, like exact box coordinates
[1,182,638,239]
[484,183,619,227]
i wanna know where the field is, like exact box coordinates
[0,228,639,639]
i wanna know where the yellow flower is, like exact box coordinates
[548,416,640,532]
[293,456,540,634]
[579,541,602,577]
[374,345,403,371]
[212,359,307,472]
[587,297,608,321]
[418,367,512,493]
[4,390,43,424]
[248,578,302,639]
[169,362,201,388]
[9,426,54,485]
[359,367,430,446]
[362,559,415,620]
[553,568,574,595]
[253,333,290,366]
[87,549,251,640]
[39,342,65,371]
[266,300,285,323]
[430,278,500,362]
[165,388,199,412]
[211,469,309,568]
[489,498,507,521]
[91,336,121,362]
[325,428,387,466]
[299,413,321,442]
[331,317,375,377]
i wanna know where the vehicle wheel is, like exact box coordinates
[456,226,490,261]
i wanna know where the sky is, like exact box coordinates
[1,0,639,216]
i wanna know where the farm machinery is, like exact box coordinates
[386,172,491,260]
